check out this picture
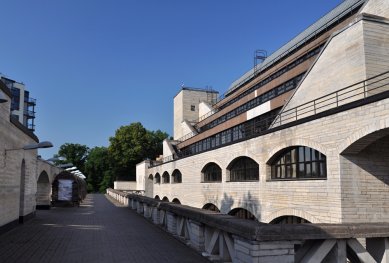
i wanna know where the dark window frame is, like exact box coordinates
[172,170,182,183]
[162,172,170,184]
[202,163,222,183]
[228,157,259,182]
[270,146,326,180]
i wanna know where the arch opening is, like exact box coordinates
[154,195,160,200]
[172,198,181,204]
[201,162,222,182]
[269,146,326,180]
[162,196,169,202]
[228,208,257,221]
[154,173,161,184]
[270,215,311,224]
[172,169,182,183]
[202,203,220,212]
[227,157,259,182]
[36,171,51,210]
[162,172,170,184]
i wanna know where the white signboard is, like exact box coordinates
[58,179,73,201]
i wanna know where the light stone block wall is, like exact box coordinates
[180,120,195,139]
[113,181,137,190]
[363,20,389,82]
[162,139,175,158]
[361,0,389,19]
[174,89,218,140]
[36,160,62,207]
[0,114,40,227]
[145,96,389,224]
[135,160,150,191]
[199,101,213,118]
[173,91,183,140]
[340,133,389,222]
[280,19,367,114]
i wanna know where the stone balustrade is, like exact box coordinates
[107,188,389,263]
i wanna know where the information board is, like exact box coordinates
[58,179,73,201]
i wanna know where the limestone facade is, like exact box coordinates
[0,81,60,232]
[139,0,389,224]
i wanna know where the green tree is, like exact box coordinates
[108,122,168,181]
[84,146,110,192]
[99,170,115,193]
[57,143,89,173]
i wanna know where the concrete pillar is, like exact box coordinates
[188,220,205,251]
[166,212,177,234]
[233,236,295,263]
[143,204,151,218]
[137,202,144,214]
[152,207,160,224]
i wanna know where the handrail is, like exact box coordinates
[152,71,389,168]
[272,71,389,127]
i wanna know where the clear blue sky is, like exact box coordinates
[0,0,342,159]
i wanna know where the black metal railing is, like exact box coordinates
[149,71,389,168]
[25,97,36,105]
[273,71,389,127]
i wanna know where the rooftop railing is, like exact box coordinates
[153,71,389,168]
[271,71,389,128]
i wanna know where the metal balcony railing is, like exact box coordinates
[272,71,389,127]
[24,109,35,118]
[150,71,389,168]
[25,97,36,105]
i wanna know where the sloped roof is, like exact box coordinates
[226,0,367,96]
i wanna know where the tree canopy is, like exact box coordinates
[57,143,90,173]
[108,122,168,180]
[84,146,110,192]
[55,122,168,192]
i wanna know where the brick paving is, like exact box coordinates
[0,194,209,263]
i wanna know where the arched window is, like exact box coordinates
[172,198,181,204]
[162,196,169,202]
[228,157,259,182]
[270,215,310,224]
[162,172,170,184]
[270,146,326,180]
[229,208,257,221]
[155,195,160,200]
[155,173,161,184]
[148,174,153,180]
[201,162,222,182]
[202,203,220,212]
[172,170,182,183]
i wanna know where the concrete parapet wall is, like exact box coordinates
[107,189,389,263]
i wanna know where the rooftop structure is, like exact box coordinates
[0,75,36,131]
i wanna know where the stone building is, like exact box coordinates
[0,79,60,234]
[136,0,389,224]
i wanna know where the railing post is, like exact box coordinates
[313,100,316,115]
[363,81,367,98]
[295,107,298,121]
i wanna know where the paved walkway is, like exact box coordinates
[0,194,209,263]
